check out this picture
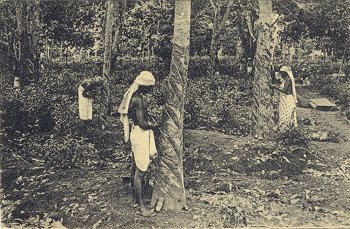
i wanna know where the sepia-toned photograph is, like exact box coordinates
[1,0,350,228]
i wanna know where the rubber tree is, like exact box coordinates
[151,0,191,210]
[251,0,277,138]
[110,0,126,72]
[207,0,234,77]
[100,0,114,129]
[14,0,40,86]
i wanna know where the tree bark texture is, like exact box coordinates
[207,0,234,77]
[101,0,114,129]
[151,0,191,211]
[251,0,275,138]
[111,0,126,72]
[15,0,39,86]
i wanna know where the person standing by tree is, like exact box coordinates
[78,76,104,122]
[270,66,298,129]
[118,71,159,216]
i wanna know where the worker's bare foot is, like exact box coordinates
[137,207,154,217]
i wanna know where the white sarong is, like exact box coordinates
[130,125,157,171]
[78,85,93,120]
[279,94,297,128]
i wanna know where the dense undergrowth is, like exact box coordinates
[2,58,349,170]
[288,59,350,118]
[1,58,350,228]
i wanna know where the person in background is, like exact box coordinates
[118,71,159,216]
[78,76,104,121]
[270,66,298,129]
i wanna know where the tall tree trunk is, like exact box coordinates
[147,40,151,63]
[339,44,348,73]
[151,0,191,211]
[141,44,145,62]
[251,0,275,138]
[237,12,256,74]
[101,0,114,130]
[15,0,28,85]
[60,42,63,61]
[15,0,40,85]
[79,47,84,62]
[207,0,234,77]
[30,0,40,62]
[111,0,126,72]
[235,36,244,71]
[208,0,220,77]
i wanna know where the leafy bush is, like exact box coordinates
[2,86,55,145]
[275,127,310,147]
[233,142,314,178]
[0,65,109,168]
[184,99,202,129]
[39,135,100,168]
[189,56,240,78]
[342,65,350,78]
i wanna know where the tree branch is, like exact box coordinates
[218,0,235,33]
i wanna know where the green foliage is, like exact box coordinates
[184,74,252,136]
[284,60,350,114]
[276,127,310,147]
[184,99,202,129]
[2,86,55,144]
[122,0,174,61]
[189,56,240,78]
[277,0,350,56]
[40,1,98,47]
[234,143,313,178]
[0,63,112,168]
[37,135,100,168]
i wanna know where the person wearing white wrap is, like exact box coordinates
[78,76,104,120]
[271,66,298,129]
[118,71,159,216]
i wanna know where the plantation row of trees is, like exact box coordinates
[1,0,350,212]
[1,0,350,81]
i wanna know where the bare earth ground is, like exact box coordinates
[2,91,350,228]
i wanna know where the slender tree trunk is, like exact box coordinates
[208,0,220,77]
[30,0,40,62]
[151,0,191,211]
[79,47,84,62]
[339,45,348,73]
[251,0,275,138]
[111,0,126,72]
[141,44,145,62]
[147,40,151,63]
[236,37,244,71]
[15,0,26,86]
[16,0,40,84]
[60,42,63,61]
[101,0,114,129]
[207,0,234,77]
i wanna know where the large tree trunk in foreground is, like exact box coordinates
[101,0,114,129]
[251,0,275,138]
[151,0,191,211]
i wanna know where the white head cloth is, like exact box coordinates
[280,66,297,104]
[118,71,155,142]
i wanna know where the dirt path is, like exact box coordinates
[2,105,350,228]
